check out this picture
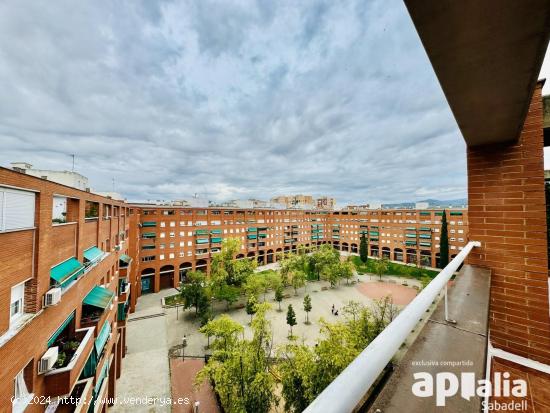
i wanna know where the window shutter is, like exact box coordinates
[3,189,35,230]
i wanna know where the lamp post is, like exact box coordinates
[182,335,187,361]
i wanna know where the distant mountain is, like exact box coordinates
[382,198,468,209]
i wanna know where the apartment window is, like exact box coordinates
[160,222,166,227]
[103,205,111,219]
[160,232,166,238]
[13,364,32,411]
[169,253,175,259]
[141,255,156,262]
[159,254,165,260]
[85,200,99,219]
[10,282,25,326]
[0,187,35,232]
[170,221,176,227]
[169,232,175,238]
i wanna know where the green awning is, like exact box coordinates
[247,227,257,232]
[247,234,257,240]
[419,227,431,231]
[47,311,75,347]
[117,302,128,321]
[119,254,132,264]
[419,234,431,239]
[420,211,431,216]
[258,233,267,238]
[95,359,109,393]
[142,221,156,227]
[83,246,103,263]
[195,229,208,235]
[84,286,114,309]
[450,211,463,216]
[405,241,417,246]
[50,258,84,287]
[142,232,156,238]
[406,234,417,238]
[211,237,222,243]
[95,321,111,355]
[196,238,209,244]
[420,242,432,247]
[210,229,222,234]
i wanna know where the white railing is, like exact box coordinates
[303,240,481,413]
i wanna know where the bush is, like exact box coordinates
[351,256,439,279]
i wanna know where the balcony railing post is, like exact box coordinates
[444,284,456,324]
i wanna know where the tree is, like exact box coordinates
[375,257,390,281]
[359,232,368,263]
[199,314,244,356]
[275,284,284,311]
[180,271,209,315]
[291,270,306,295]
[287,304,297,337]
[197,304,277,413]
[321,263,340,287]
[246,295,258,323]
[340,258,355,285]
[342,300,363,323]
[303,295,312,324]
[439,210,449,268]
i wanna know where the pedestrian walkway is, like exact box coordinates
[111,288,177,412]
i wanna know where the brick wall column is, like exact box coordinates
[467,82,550,364]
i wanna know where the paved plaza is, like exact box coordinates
[114,271,420,412]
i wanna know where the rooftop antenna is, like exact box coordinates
[70,154,75,172]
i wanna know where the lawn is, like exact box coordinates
[164,293,186,306]
[351,256,439,279]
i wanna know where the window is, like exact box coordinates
[0,187,35,231]
[10,282,25,325]
[85,201,99,219]
[13,365,32,411]
[141,255,156,262]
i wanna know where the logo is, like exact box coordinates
[412,372,527,407]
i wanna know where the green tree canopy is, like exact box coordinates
[286,304,297,337]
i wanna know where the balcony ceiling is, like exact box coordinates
[405,0,550,146]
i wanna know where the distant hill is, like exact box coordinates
[382,198,468,209]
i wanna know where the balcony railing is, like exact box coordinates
[303,240,481,413]
[44,327,95,397]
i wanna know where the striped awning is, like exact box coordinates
[83,286,114,309]
[50,258,84,287]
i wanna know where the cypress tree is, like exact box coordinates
[359,232,368,263]
[286,304,297,337]
[439,210,449,268]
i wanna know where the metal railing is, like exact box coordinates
[303,240,481,413]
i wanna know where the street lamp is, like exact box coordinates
[182,335,187,361]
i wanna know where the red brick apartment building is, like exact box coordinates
[128,205,468,298]
[0,167,133,412]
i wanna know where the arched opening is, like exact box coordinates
[257,250,265,265]
[394,248,403,262]
[140,268,155,294]
[406,249,417,265]
[370,245,379,257]
[351,243,358,253]
[159,265,174,290]
[266,249,274,264]
[420,250,432,267]
[333,241,340,250]
[179,262,192,283]
[236,254,245,260]
[247,251,256,259]
[195,259,208,273]
[435,252,442,268]
[291,245,297,253]
[284,246,290,252]
[342,242,349,252]
[381,247,391,259]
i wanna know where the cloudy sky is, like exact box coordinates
[1,1,549,205]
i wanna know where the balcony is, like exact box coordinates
[80,286,115,331]
[304,242,488,412]
[47,377,94,413]
[44,327,95,397]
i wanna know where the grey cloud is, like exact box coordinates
[0,0,467,206]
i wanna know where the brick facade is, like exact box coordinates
[0,167,131,412]
[467,82,550,365]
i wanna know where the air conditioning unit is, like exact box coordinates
[44,288,62,307]
[38,346,59,374]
